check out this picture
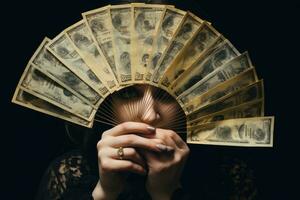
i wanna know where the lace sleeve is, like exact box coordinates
[35,151,98,200]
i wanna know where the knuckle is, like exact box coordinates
[181,144,190,155]
[174,154,183,163]
[132,164,142,172]
[97,150,106,161]
[156,138,164,144]
[127,148,136,157]
[100,159,110,171]
[185,146,190,155]
[126,162,134,170]
[167,130,176,138]
[101,131,108,138]
[125,135,135,144]
[96,140,103,150]
[118,123,126,132]
[119,122,132,132]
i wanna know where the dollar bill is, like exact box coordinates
[83,6,118,83]
[18,63,96,121]
[184,68,258,114]
[187,117,274,147]
[152,12,203,84]
[178,52,254,105]
[172,39,240,97]
[47,32,110,97]
[160,22,221,88]
[145,7,186,81]
[110,4,133,84]
[187,80,264,121]
[12,88,93,127]
[188,98,264,126]
[30,38,102,108]
[131,4,165,81]
[65,20,118,90]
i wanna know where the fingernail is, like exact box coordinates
[147,126,156,132]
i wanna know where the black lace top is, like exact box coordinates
[35,148,258,200]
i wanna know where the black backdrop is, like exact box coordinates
[1,0,299,199]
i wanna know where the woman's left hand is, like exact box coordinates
[142,128,190,200]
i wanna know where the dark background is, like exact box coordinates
[1,0,298,199]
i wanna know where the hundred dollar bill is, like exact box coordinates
[160,22,221,88]
[188,98,264,126]
[131,4,165,81]
[31,38,102,108]
[169,35,224,88]
[47,32,110,97]
[17,63,96,121]
[172,39,240,97]
[184,68,258,114]
[152,12,204,84]
[65,20,118,90]
[12,88,93,127]
[187,80,264,121]
[178,52,254,105]
[145,7,186,81]
[83,6,118,84]
[187,117,274,147]
[110,4,133,84]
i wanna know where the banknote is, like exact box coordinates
[83,6,118,83]
[47,32,110,97]
[187,80,264,121]
[18,63,96,121]
[184,68,258,114]
[187,117,274,147]
[168,35,225,89]
[178,52,254,105]
[31,38,102,107]
[109,4,133,84]
[172,39,240,97]
[159,22,221,88]
[65,20,118,89]
[145,7,186,81]
[152,12,203,84]
[12,88,93,127]
[188,98,264,126]
[131,4,165,81]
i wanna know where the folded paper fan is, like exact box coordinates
[12,3,274,147]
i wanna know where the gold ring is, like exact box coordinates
[117,147,124,160]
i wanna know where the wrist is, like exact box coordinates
[92,181,120,200]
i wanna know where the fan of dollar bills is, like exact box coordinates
[12,3,274,147]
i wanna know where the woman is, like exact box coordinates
[36,84,192,200]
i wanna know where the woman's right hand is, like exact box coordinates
[92,122,167,200]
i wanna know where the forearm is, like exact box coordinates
[92,181,119,200]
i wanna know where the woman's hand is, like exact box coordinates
[143,128,190,200]
[92,122,169,200]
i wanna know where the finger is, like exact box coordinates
[108,147,146,168]
[109,134,164,152]
[102,122,156,137]
[102,158,147,175]
[157,128,187,149]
